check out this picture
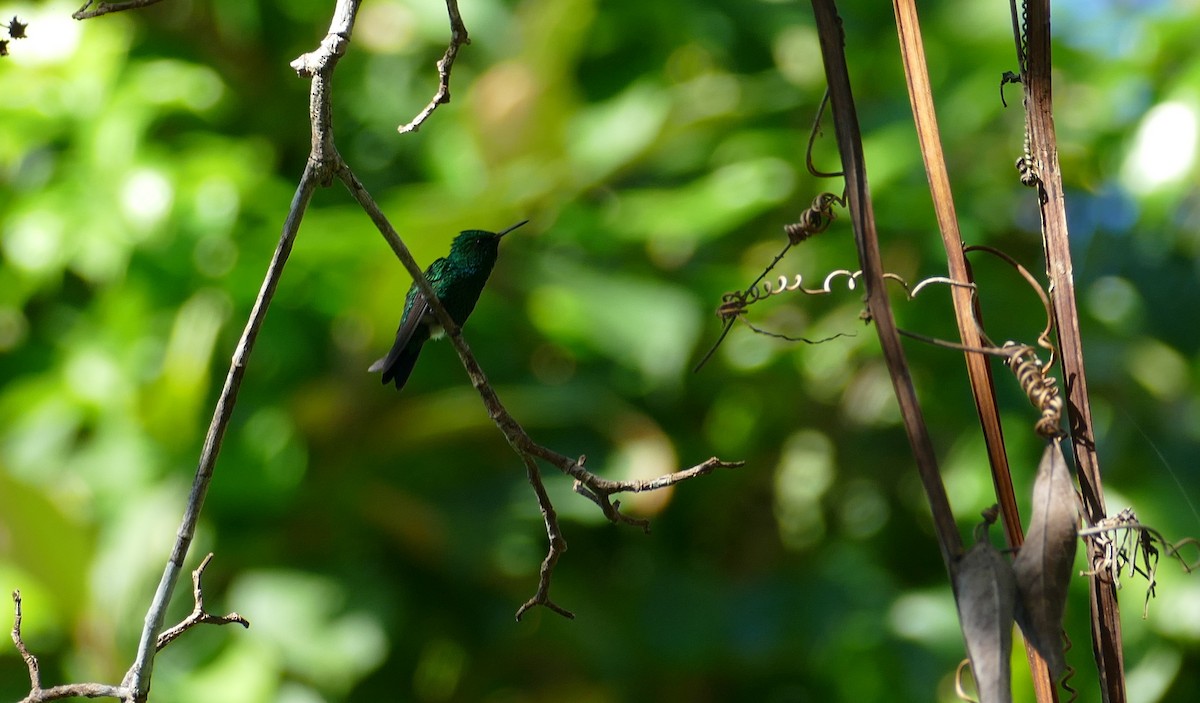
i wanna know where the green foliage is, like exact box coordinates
[3,0,1199,701]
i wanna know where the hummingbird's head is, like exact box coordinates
[450,220,528,260]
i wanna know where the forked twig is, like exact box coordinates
[555,452,743,531]
[155,554,249,651]
[123,90,321,703]
[692,240,791,372]
[512,452,573,620]
[505,452,745,619]
[11,591,128,702]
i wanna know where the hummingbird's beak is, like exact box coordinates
[496,219,530,238]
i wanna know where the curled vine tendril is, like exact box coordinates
[806,88,843,180]
[718,270,962,322]
[1003,342,1063,439]
[692,89,850,372]
[998,70,1021,108]
[1016,138,1040,189]
[784,191,846,245]
[695,270,969,372]
[1061,631,1078,702]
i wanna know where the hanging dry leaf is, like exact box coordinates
[1013,440,1079,679]
[954,540,1017,703]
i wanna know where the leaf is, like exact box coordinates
[954,540,1017,703]
[1013,440,1079,679]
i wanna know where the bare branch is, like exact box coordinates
[535,450,744,529]
[583,456,744,495]
[156,554,249,651]
[341,161,741,615]
[17,684,130,703]
[513,455,574,621]
[122,2,363,696]
[11,591,40,692]
[398,0,470,133]
[12,591,131,702]
[72,0,166,20]
[122,162,319,699]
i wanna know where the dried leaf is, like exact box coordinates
[1013,440,1079,678]
[954,540,1017,703]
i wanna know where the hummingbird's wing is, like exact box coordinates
[368,289,430,374]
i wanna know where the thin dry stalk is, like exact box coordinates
[810,0,962,570]
[890,2,1057,698]
[1020,2,1125,699]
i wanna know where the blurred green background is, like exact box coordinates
[2,0,1199,701]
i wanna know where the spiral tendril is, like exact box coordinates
[1061,631,1078,703]
[783,191,845,245]
[1016,133,1039,188]
[717,270,964,323]
[1002,342,1063,438]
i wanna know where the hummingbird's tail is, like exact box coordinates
[369,335,427,390]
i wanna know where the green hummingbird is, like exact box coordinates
[370,220,528,390]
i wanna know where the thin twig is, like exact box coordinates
[11,591,40,692]
[156,554,249,651]
[398,0,470,133]
[124,2,358,697]
[696,92,849,373]
[513,454,573,620]
[567,455,744,530]
[693,240,791,372]
[123,161,319,699]
[524,446,745,530]
[738,318,852,344]
[72,0,166,20]
[806,89,843,179]
[11,591,131,702]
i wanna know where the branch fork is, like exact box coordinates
[155,554,249,651]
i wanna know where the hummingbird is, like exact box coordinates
[370,220,528,390]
